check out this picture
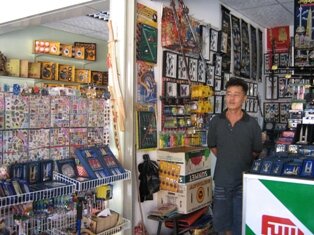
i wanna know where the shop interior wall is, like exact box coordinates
[0,26,107,72]
[134,0,266,234]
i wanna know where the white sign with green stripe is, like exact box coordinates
[243,174,314,235]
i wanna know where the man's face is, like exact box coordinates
[225,85,247,111]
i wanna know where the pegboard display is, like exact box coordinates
[160,50,214,148]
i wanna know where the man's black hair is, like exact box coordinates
[225,77,248,94]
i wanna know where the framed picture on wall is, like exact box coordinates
[220,31,228,54]
[208,51,215,64]
[279,53,289,67]
[198,60,206,83]
[179,84,190,97]
[265,76,278,100]
[246,82,251,96]
[215,54,222,76]
[253,83,258,97]
[264,53,272,74]
[165,82,178,98]
[206,64,215,87]
[201,25,210,60]
[177,55,188,80]
[189,57,198,82]
[214,95,223,114]
[214,76,222,91]
[249,82,254,97]
[210,28,219,52]
[222,72,230,90]
[163,50,178,79]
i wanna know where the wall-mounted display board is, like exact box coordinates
[294,1,314,66]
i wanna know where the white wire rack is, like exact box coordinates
[0,212,66,235]
[0,173,75,208]
[55,170,131,192]
[50,218,131,235]
[47,211,77,234]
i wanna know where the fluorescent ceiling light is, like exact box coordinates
[0,0,92,24]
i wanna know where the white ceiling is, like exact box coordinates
[0,0,110,41]
[219,0,294,28]
[0,0,294,41]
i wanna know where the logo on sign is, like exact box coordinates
[262,215,304,235]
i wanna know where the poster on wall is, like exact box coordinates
[250,25,258,80]
[136,3,158,64]
[136,61,157,105]
[136,23,158,64]
[137,111,157,149]
[240,19,250,78]
[137,3,157,28]
[266,26,290,53]
[231,15,241,76]
[294,1,314,66]
[221,5,232,72]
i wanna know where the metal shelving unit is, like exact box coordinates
[55,170,132,192]
[0,172,75,208]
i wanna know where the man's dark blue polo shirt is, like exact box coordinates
[207,110,263,187]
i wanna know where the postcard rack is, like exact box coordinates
[0,172,75,208]
[55,170,132,192]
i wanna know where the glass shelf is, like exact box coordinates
[33,53,94,67]
[55,170,132,192]
[0,172,75,208]
[0,75,107,89]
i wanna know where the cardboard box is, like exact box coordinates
[178,168,211,183]
[20,60,29,78]
[41,61,58,80]
[157,146,211,176]
[33,40,60,55]
[157,176,212,214]
[58,64,75,82]
[75,69,91,83]
[82,210,123,234]
[60,44,73,58]
[73,46,85,60]
[28,62,41,79]
[5,59,20,77]
[74,42,97,61]
[91,71,105,85]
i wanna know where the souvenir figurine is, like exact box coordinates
[0,51,8,76]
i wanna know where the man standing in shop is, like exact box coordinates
[208,78,263,235]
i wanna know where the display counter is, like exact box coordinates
[243,173,314,234]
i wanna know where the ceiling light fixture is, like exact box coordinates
[87,11,110,21]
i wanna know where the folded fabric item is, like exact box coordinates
[165,206,208,228]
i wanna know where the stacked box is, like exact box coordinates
[91,71,105,85]
[73,46,85,60]
[75,69,91,83]
[41,61,58,80]
[157,176,212,214]
[74,42,97,61]
[28,62,41,79]
[60,44,73,58]
[33,40,60,55]
[157,146,211,183]
[5,59,20,77]
[20,60,29,78]
[58,64,75,82]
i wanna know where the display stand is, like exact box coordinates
[243,173,314,234]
